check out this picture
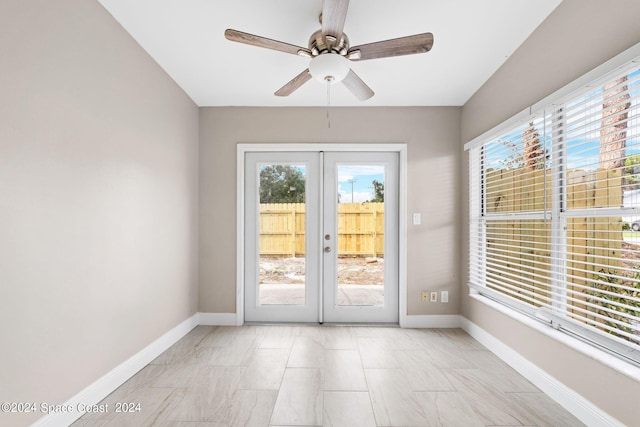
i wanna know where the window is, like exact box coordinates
[467,60,640,364]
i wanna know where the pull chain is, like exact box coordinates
[326,76,333,129]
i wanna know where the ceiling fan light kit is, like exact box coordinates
[309,54,350,83]
[224,0,434,101]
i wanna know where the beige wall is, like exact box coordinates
[0,1,199,425]
[460,1,640,424]
[199,107,461,316]
[5,0,639,424]
[462,0,640,142]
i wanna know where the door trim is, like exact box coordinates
[237,143,408,326]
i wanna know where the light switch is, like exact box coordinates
[413,213,421,225]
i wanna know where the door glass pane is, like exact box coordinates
[336,165,385,306]
[258,164,307,305]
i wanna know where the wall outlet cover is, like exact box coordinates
[441,291,449,303]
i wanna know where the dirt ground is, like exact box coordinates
[622,241,640,266]
[259,240,640,286]
[259,256,384,285]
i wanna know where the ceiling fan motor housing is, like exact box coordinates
[309,29,349,56]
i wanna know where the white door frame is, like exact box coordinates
[237,143,408,326]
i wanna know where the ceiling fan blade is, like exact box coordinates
[321,0,349,44]
[225,29,311,57]
[348,33,434,61]
[342,69,374,101]
[275,69,313,97]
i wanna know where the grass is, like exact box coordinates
[624,231,640,241]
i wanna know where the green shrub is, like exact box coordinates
[586,269,640,344]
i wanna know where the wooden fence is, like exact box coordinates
[259,203,384,257]
[484,167,625,317]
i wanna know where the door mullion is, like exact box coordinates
[319,151,324,324]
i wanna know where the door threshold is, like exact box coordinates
[243,321,400,327]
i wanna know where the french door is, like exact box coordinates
[244,151,398,323]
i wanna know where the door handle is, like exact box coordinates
[324,246,332,253]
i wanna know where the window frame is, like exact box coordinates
[466,46,640,366]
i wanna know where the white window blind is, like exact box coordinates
[468,62,640,364]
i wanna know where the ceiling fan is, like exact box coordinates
[224,0,434,101]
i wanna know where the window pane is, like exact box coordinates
[484,219,552,307]
[565,69,640,210]
[566,217,640,344]
[258,164,306,305]
[336,164,385,306]
[483,118,551,214]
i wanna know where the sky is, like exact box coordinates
[484,67,640,172]
[337,165,384,203]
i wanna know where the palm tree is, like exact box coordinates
[599,76,630,170]
[522,121,544,169]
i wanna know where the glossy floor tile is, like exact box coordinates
[323,349,367,391]
[323,391,377,427]
[73,325,584,426]
[365,368,431,426]
[270,368,323,425]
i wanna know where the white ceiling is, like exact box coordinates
[98,0,562,107]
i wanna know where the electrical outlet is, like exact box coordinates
[430,291,438,302]
[421,291,428,302]
[441,291,449,303]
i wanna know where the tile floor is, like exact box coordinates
[73,325,584,426]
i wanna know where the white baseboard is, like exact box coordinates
[198,312,239,326]
[401,314,461,328]
[460,317,624,427]
[37,312,618,426]
[197,312,460,328]
[33,313,199,427]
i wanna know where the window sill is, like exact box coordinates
[469,292,640,383]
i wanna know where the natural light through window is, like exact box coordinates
[467,62,640,364]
